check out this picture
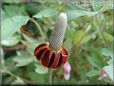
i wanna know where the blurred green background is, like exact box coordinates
[1,0,113,85]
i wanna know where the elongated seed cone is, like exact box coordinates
[49,13,67,51]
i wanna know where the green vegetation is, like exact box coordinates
[1,0,113,85]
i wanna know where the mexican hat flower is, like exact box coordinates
[34,13,68,68]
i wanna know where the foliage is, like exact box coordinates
[1,0,113,85]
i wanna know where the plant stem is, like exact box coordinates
[48,68,52,84]
[5,70,35,84]
[30,18,45,39]
[94,16,109,48]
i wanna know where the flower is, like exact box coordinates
[63,61,71,80]
[34,13,68,69]
[34,42,68,68]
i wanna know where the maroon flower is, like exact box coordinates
[34,42,68,68]
[34,13,68,69]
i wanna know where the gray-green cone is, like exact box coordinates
[49,13,67,51]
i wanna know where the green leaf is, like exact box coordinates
[35,64,48,74]
[63,38,72,50]
[22,34,37,43]
[102,48,113,65]
[81,33,95,45]
[21,34,45,56]
[21,39,39,56]
[13,52,34,67]
[103,64,113,80]
[72,30,94,46]
[87,47,105,68]
[3,5,26,18]
[1,35,21,47]
[33,8,57,18]
[72,30,84,46]
[28,72,47,83]
[102,48,113,58]
[1,16,29,41]
[103,32,113,42]
[86,69,100,77]
[66,10,98,20]
[103,49,113,80]
[66,27,76,38]
[87,56,101,69]
[11,77,24,85]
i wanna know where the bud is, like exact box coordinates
[63,61,71,80]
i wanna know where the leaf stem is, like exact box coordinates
[94,16,109,48]
[30,18,45,39]
[48,68,52,84]
[4,70,35,84]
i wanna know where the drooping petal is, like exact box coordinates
[35,48,47,60]
[41,49,53,67]
[48,52,55,68]
[51,53,61,68]
[34,43,48,60]
[56,54,62,68]
[60,48,68,64]
[61,48,68,55]
[34,43,47,53]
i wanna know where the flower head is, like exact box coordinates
[34,13,68,69]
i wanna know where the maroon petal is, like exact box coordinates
[36,48,47,60]
[34,43,48,56]
[61,48,68,55]
[60,48,68,64]
[48,52,55,68]
[56,54,63,68]
[51,53,61,68]
[41,49,53,67]
[61,54,68,64]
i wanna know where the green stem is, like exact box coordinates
[48,68,52,84]
[75,25,91,48]
[5,71,35,84]
[30,18,45,39]
[94,16,109,48]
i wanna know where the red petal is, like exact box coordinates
[34,43,48,56]
[60,48,68,64]
[61,54,68,64]
[51,53,60,68]
[35,48,47,60]
[48,52,55,68]
[41,49,52,67]
[60,48,68,55]
[56,54,62,68]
